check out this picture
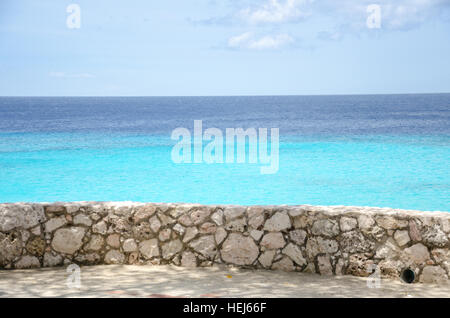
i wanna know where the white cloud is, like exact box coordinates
[49,72,95,78]
[228,32,253,47]
[248,34,294,49]
[221,0,450,49]
[228,32,294,49]
[233,0,450,29]
[316,0,450,30]
[378,0,450,29]
[239,0,313,24]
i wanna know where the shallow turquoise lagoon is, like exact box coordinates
[0,133,448,212]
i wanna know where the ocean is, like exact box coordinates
[0,94,449,211]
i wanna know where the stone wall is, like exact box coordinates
[0,202,449,284]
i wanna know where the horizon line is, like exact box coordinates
[1,92,450,98]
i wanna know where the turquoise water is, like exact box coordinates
[0,132,448,211]
[0,95,449,211]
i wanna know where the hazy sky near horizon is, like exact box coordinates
[1,0,450,96]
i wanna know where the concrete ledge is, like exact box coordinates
[0,202,449,284]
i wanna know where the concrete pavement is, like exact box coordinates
[0,265,448,298]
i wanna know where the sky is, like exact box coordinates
[0,0,450,96]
